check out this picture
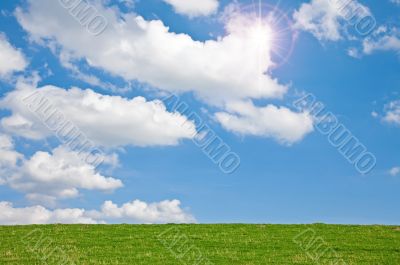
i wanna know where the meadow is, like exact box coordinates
[0,224,399,264]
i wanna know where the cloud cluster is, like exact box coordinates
[0,83,196,147]
[0,199,195,225]
[382,100,400,125]
[14,0,315,144]
[0,201,98,225]
[293,0,400,60]
[15,0,286,106]
[0,0,323,225]
[363,27,400,55]
[98,199,196,223]
[0,134,123,205]
[162,0,219,17]
[0,33,27,78]
[0,81,197,212]
[293,0,372,41]
[293,0,400,58]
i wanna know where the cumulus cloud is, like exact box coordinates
[382,100,400,125]
[0,199,195,225]
[389,166,400,176]
[0,201,98,225]
[162,0,219,17]
[0,134,23,184]
[0,33,27,78]
[293,0,372,41]
[0,136,123,205]
[363,27,400,55]
[14,0,317,145]
[215,101,314,145]
[16,0,286,106]
[0,83,196,147]
[96,199,196,223]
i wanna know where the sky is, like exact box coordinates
[0,0,399,225]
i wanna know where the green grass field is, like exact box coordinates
[0,224,399,264]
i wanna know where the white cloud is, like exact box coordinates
[0,83,196,147]
[16,0,286,106]
[390,0,400,5]
[389,166,400,176]
[0,199,195,225]
[0,33,27,78]
[363,27,400,54]
[293,0,372,41]
[382,100,400,125]
[162,0,219,17]
[347,47,361,58]
[0,138,123,205]
[0,201,98,225]
[0,134,23,185]
[97,199,196,223]
[0,134,22,167]
[14,0,316,145]
[215,101,314,145]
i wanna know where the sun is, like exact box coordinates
[235,1,297,69]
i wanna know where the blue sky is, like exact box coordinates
[0,0,399,225]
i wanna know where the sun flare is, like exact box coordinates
[230,1,297,69]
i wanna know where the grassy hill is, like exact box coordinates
[0,224,399,264]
